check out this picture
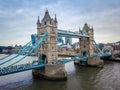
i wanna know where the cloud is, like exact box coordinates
[0,0,120,46]
[16,9,23,14]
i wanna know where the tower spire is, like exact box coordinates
[85,22,87,25]
[54,14,57,23]
[42,8,51,23]
[79,27,81,32]
[37,16,40,24]
[45,8,48,13]
[91,26,93,29]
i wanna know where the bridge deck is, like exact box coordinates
[0,53,111,76]
[0,63,44,76]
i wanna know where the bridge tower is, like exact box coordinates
[37,9,58,64]
[79,23,94,57]
[79,23,103,67]
[33,9,67,80]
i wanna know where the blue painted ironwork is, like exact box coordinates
[0,41,31,61]
[65,37,72,45]
[0,33,48,76]
[31,34,38,45]
[93,40,103,54]
[6,49,34,68]
[0,63,44,76]
[58,29,89,38]
[0,44,32,66]
[58,37,64,44]
[6,32,48,68]
[57,57,88,64]
[93,40,112,58]
[0,29,112,76]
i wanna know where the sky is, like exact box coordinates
[0,0,120,46]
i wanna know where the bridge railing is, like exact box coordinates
[0,62,44,76]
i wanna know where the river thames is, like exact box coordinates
[0,54,120,90]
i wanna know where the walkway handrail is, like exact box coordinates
[0,64,45,76]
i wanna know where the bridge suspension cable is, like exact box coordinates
[0,42,32,66]
[6,48,34,68]
[0,40,32,61]
[93,40,112,57]
[93,40,103,54]
[5,32,48,68]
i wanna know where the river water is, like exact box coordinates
[0,54,120,90]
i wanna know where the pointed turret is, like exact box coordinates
[85,22,87,25]
[37,16,40,24]
[54,14,57,23]
[82,22,90,34]
[46,8,48,13]
[79,27,82,33]
[42,8,51,23]
[90,26,94,32]
[91,26,93,30]
[79,27,81,32]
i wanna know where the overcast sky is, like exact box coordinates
[0,0,120,46]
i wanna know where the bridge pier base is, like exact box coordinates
[74,57,104,67]
[32,64,67,80]
[87,57,104,67]
[74,61,87,66]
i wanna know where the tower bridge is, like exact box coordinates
[0,9,112,80]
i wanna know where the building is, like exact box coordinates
[65,37,72,45]
[37,9,58,64]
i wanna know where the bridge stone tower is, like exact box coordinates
[79,23,103,67]
[33,9,67,80]
[37,9,58,64]
[79,23,94,57]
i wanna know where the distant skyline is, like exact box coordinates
[0,0,120,46]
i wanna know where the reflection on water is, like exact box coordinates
[0,54,120,90]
